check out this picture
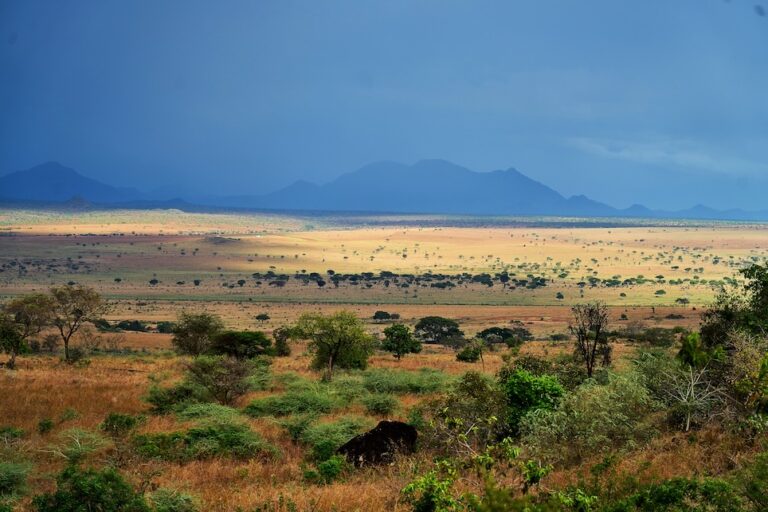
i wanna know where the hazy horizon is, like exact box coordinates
[2,1,767,210]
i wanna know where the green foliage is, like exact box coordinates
[361,393,399,415]
[244,389,340,417]
[0,462,30,498]
[478,323,533,348]
[292,311,376,378]
[304,455,348,484]
[171,312,224,356]
[145,381,209,414]
[299,416,371,462]
[677,332,719,369]
[419,372,507,458]
[738,451,768,510]
[278,414,318,442]
[149,488,200,512]
[362,368,450,394]
[209,330,273,359]
[401,461,461,512]
[32,465,150,512]
[521,372,656,464]
[382,323,422,360]
[52,428,109,464]
[37,418,54,435]
[456,345,482,363]
[415,316,463,345]
[156,321,176,334]
[133,420,275,461]
[185,355,253,405]
[501,369,564,435]
[605,477,742,512]
[175,403,242,422]
[100,413,144,437]
[272,326,292,357]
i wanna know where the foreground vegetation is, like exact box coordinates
[1,259,767,510]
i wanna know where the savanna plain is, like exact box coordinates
[2,208,768,511]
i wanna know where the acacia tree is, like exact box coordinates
[172,312,224,356]
[292,311,375,380]
[2,294,53,368]
[49,285,107,362]
[414,316,463,345]
[382,323,421,360]
[569,302,610,378]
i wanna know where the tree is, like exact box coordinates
[381,323,421,360]
[172,312,224,356]
[501,369,564,435]
[185,355,252,405]
[2,294,53,368]
[272,326,291,357]
[209,330,272,359]
[291,311,375,380]
[255,313,270,324]
[372,310,391,322]
[569,302,611,378]
[415,316,463,345]
[49,285,107,362]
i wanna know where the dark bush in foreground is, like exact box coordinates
[32,465,150,512]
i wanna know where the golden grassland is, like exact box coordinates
[3,208,768,306]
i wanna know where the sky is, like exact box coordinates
[1,0,767,210]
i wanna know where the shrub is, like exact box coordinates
[0,462,30,498]
[32,465,150,512]
[521,372,656,465]
[272,327,292,357]
[209,330,273,359]
[501,369,564,435]
[171,312,224,356]
[100,413,144,437]
[149,488,200,512]
[133,420,275,461]
[145,381,209,414]
[245,389,340,417]
[185,356,253,406]
[737,450,768,510]
[362,393,399,416]
[53,428,109,464]
[37,418,54,435]
[300,416,371,462]
[304,454,348,484]
[381,323,422,360]
[156,321,176,334]
[116,320,147,332]
[456,345,481,362]
[606,477,742,512]
[362,368,449,394]
[175,403,241,422]
[278,414,318,442]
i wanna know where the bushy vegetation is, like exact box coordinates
[362,368,450,394]
[244,388,341,417]
[133,420,276,461]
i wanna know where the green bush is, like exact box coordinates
[0,462,30,498]
[37,418,54,435]
[32,465,150,512]
[362,368,449,394]
[0,427,24,445]
[175,403,242,422]
[304,454,348,484]
[145,381,209,414]
[362,393,400,416]
[185,356,253,406]
[521,372,656,465]
[100,413,144,437]
[456,345,481,362]
[209,330,273,359]
[134,420,276,462]
[278,414,318,442]
[501,369,564,435]
[300,416,371,462]
[149,488,200,512]
[244,389,340,417]
[606,477,742,512]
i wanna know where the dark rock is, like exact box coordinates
[337,420,417,466]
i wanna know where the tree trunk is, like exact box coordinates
[7,349,16,370]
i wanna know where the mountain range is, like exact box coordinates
[1,160,766,221]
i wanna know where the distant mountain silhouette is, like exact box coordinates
[250,159,616,216]
[0,162,142,203]
[3,159,768,221]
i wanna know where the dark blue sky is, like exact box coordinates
[2,0,767,209]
